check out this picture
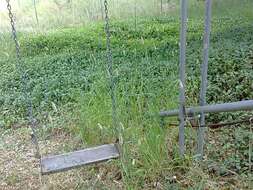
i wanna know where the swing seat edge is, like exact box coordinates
[41,143,120,175]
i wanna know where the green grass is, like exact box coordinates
[1,16,253,188]
[1,0,253,189]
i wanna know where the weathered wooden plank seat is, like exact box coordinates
[41,144,120,175]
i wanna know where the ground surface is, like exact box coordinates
[0,127,252,190]
[0,128,122,190]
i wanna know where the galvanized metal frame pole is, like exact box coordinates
[160,100,253,117]
[249,118,252,178]
[179,0,188,156]
[33,0,39,25]
[160,0,163,14]
[197,0,212,159]
[134,0,137,31]
[100,0,104,19]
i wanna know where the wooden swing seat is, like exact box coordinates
[41,144,120,175]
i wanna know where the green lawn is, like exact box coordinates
[0,0,253,189]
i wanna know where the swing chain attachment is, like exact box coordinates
[104,0,121,143]
[6,0,41,159]
[6,0,20,58]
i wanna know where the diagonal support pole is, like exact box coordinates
[178,0,188,157]
[197,0,212,159]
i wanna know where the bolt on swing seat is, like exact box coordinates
[41,144,120,175]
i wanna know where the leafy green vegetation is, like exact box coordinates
[1,0,253,189]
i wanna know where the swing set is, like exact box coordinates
[5,0,253,176]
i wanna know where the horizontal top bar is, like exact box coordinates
[160,100,253,117]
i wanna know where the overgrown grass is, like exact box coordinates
[1,15,252,188]
[1,0,253,188]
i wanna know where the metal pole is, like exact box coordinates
[197,0,212,159]
[134,0,137,31]
[33,0,39,25]
[160,100,253,117]
[249,118,253,179]
[100,0,104,19]
[160,0,163,14]
[178,0,188,157]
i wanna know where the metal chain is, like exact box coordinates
[6,0,41,159]
[104,0,121,144]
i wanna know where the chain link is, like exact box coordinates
[104,0,121,144]
[6,0,41,159]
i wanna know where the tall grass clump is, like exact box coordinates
[1,0,253,188]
